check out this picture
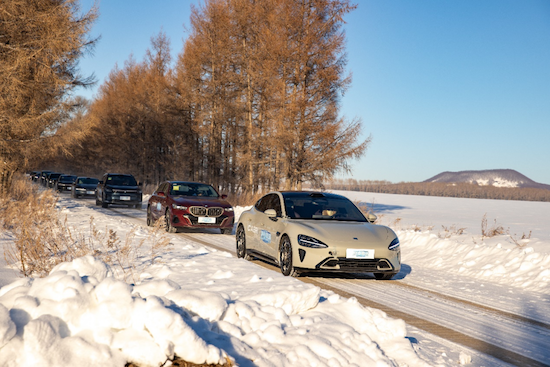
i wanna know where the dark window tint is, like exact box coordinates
[59,175,77,183]
[77,178,99,185]
[257,193,281,216]
[282,193,366,222]
[106,175,137,186]
[169,183,218,197]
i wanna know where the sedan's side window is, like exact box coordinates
[263,194,282,217]
[255,196,267,212]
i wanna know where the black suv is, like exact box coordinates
[95,173,142,209]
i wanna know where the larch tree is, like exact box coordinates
[0,0,98,193]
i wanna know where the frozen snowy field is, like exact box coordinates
[0,190,548,366]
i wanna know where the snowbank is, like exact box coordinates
[0,253,428,367]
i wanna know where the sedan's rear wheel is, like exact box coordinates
[280,236,299,277]
[374,272,396,280]
[236,225,251,260]
[165,210,177,233]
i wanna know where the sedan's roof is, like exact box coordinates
[279,191,347,200]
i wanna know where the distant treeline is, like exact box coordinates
[323,179,550,202]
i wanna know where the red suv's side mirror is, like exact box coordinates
[157,191,165,197]
[221,194,228,199]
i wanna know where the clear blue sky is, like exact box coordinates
[77,0,550,185]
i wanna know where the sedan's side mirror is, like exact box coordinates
[264,209,277,218]
[98,181,103,184]
[366,213,377,223]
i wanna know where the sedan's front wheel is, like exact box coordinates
[236,225,251,260]
[165,210,177,233]
[279,236,299,277]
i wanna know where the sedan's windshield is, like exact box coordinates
[106,175,137,186]
[78,178,99,185]
[283,193,366,222]
[59,175,77,183]
[170,182,219,198]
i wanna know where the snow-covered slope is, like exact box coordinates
[424,169,550,190]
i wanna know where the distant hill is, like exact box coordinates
[424,169,550,190]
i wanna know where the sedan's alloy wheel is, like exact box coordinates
[236,226,251,260]
[279,236,299,277]
[165,210,177,233]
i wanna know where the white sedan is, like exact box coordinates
[236,191,401,279]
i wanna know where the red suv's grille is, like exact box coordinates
[190,206,223,217]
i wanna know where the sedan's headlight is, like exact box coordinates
[172,204,187,210]
[388,237,400,251]
[298,234,328,248]
[76,188,86,191]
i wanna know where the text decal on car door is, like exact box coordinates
[261,230,272,243]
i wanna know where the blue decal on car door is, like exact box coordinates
[261,230,271,243]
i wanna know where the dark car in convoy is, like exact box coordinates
[56,175,77,192]
[96,173,142,208]
[47,173,63,188]
[72,177,99,198]
[147,181,234,234]
[40,171,53,186]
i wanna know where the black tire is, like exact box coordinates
[95,196,101,206]
[236,225,251,260]
[146,206,153,227]
[165,210,177,233]
[374,272,396,280]
[279,236,299,277]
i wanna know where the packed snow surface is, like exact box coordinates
[0,190,549,366]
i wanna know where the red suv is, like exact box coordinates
[147,181,234,234]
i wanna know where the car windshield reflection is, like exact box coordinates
[170,183,219,198]
[283,194,366,222]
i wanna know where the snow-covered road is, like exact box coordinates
[2,190,549,367]
[101,197,550,367]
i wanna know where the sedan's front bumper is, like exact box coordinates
[293,244,401,274]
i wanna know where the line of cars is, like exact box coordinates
[30,170,99,197]
[29,171,236,235]
[29,171,401,280]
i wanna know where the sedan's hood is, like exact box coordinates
[172,196,231,208]
[290,220,390,244]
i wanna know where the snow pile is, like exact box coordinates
[0,251,428,367]
[399,229,550,293]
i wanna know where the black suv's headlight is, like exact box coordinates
[297,234,328,248]
[388,237,400,251]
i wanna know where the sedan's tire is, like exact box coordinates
[95,196,101,206]
[374,272,396,280]
[146,206,153,227]
[279,236,299,277]
[165,210,177,233]
[236,225,251,260]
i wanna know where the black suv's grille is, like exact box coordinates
[190,206,223,217]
